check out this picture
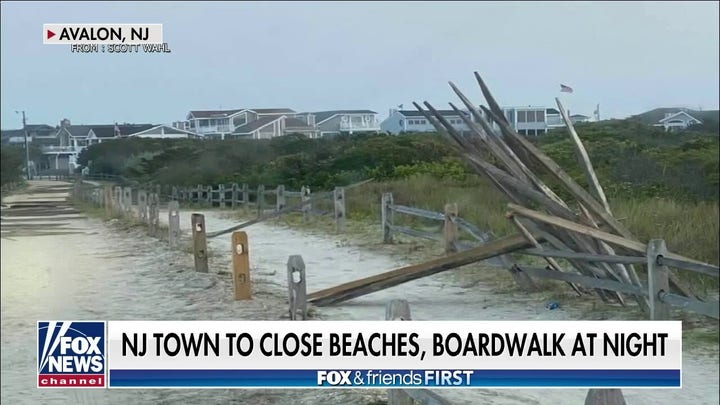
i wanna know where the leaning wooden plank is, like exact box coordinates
[474,75,634,240]
[413,102,526,206]
[307,234,532,306]
[448,84,568,209]
[509,203,711,267]
[515,266,647,297]
[556,98,612,215]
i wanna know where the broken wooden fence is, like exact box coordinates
[381,192,509,268]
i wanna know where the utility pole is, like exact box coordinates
[22,111,31,180]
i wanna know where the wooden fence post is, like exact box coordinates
[231,183,239,209]
[104,186,112,217]
[113,186,122,215]
[334,186,346,233]
[149,192,160,236]
[443,203,459,254]
[191,213,209,273]
[301,186,312,222]
[219,184,225,208]
[123,187,133,217]
[168,201,180,248]
[381,193,394,243]
[172,186,178,201]
[242,184,249,208]
[276,185,286,212]
[584,389,626,405]
[386,299,413,405]
[257,185,265,217]
[647,239,670,320]
[206,185,213,207]
[231,231,252,300]
[287,255,307,320]
[138,190,148,223]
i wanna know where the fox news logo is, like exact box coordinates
[37,321,106,388]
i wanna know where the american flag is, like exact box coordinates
[560,84,573,93]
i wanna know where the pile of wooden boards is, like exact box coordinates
[410,72,699,309]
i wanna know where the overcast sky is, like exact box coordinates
[1,1,718,128]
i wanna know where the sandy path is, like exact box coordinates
[2,181,717,404]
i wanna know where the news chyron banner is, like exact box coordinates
[43,24,171,54]
[38,320,681,389]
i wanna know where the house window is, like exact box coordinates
[526,111,536,122]
[199,120,209,127]
[518,129,527,135]
[517,111,527,123]
[419,119,426,125]
[536,110,545,122]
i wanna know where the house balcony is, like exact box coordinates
[41,145,83,154]
[339,121,381,132]
[193,125,234,134]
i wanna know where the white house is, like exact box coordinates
[654,111,703,132]
[381,109,473,134]
[184,108,297,139]
[296,110,379,136]
[498,106,565,136]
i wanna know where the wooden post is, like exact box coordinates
[386,299,413,405]
[219,184,225,208]
[231,231,252,300]
[104,186,112,217]
[149,193,159,235]
[334,186,346,232]
[382,193,394,243]
[171,186,178,201]
[123,187,132,216]
[301,186,311,222]
[206,185,213,207]
[242,183,249,207]
[113,186,122,215]
[647,239,670,320]
[138,190,148,223]
[196,184,202,203]
[191,213,209,273]
[443,203,459,254]
[168,201,180,248]
[287,255,307,320]
[231,183,239,209]
[584,389,626,405]
[257,185,265,217]
[276,185,286,212]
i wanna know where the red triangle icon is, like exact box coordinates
[47,30,55,39]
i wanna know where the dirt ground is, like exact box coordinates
[1,181,718,404]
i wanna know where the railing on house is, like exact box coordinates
[339,121,380,131]
[40,145,83,153]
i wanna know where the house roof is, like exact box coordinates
[657,111,703,124]
[395,109,469,118]
[305,110,377,124]
[232,116,281,134]
[630,108,719,125]
[60,125,95,138]
[189,109,245,119]
[128,125,200,137]
[90,124,155,138]
[570,114,590,119]
[251,108,296,115]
